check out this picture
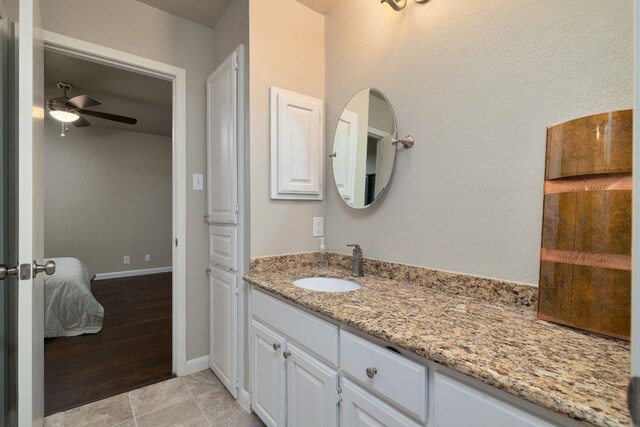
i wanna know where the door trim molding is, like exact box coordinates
[42,30,188,375]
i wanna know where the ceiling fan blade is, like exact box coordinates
[72,116,91,127]
[79,109,137,125]
[66,95,101,109]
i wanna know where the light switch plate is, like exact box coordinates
[193,174,204,191]
[123,256,130,264]
[313,217,324,237]
[145,254,151,262]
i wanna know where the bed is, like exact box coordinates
[44,257,104,338]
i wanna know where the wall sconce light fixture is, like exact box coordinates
[380,0,428,11]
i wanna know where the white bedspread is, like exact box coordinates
[44,257,104,338]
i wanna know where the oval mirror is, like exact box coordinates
[331,88,397,209]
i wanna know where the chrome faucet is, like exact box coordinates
[346,244,364,277]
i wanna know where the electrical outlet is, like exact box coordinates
[145,254,151,262]
[123,256,130,264]
[313,217,324,237]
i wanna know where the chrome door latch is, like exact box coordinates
[629,377,640,424]
[0,264,18,280]
[19,264,30,280]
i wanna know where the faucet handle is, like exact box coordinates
[347,244,362,252]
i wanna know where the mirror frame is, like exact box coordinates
[331,87,399,210]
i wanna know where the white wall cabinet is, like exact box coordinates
[207,51,238,224]
[270,86,324,200]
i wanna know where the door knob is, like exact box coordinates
[33,260,56,277]
[0,265,18,280]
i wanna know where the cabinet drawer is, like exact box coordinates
[209,225,237,271]
[340,378,423,427]
[251,289,339,366]
[434,373,556,427]
[340,331,427,422]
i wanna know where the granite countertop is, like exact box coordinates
[244,257,631,427]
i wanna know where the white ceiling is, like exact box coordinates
[44,50,173,137]
[136,0,342,28]
[137,0,234,28]
[294,0,344,15]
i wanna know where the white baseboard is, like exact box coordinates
[238,388,251,412]
[94,266,173,280]
[182,355,210,376]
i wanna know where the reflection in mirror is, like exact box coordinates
[332,89,397,209]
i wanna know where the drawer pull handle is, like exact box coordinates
[366,367,378,378]
[283,351,291,359]
[273,343,281,351]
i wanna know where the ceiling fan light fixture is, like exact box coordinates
[49,109,80,123]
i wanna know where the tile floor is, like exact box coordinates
[44,369,265,427]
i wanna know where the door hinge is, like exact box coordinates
[629,377,640,425]
[175,238,178,247]
[206,268,211,276]
[234,61,239,71]
[204,214,210,222]
[235,204,239,214]
[336,385,342,406]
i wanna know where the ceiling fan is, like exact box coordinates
[47,82,138,136]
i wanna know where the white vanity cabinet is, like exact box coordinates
[249,287,578,427]
[250,290,340,427]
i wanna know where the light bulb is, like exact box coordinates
[49,109,80,123]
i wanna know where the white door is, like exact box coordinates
[7,0,47,425]
[340,378,422,427]
[333,110,357,202]
[207,46,243,399]
[250,320,286,427]
[17,9,46,419]
[286,343,338,427]
[209,267,238,398]
[206,50,238,224]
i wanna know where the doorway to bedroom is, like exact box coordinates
[42,49,175,416]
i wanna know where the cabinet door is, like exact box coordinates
[209,267,238,398]
[251,320,286,427]
[286,343,338,427]
[340,378,422,427]
[434,373,556,427]
[207,50,238,223]
[270,86,323,200]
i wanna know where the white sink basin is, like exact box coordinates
[293,277,361,293]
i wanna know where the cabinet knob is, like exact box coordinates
[283,351,291,359]
[366,367,378,378]
[272,343,281,351]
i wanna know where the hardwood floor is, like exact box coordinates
[44,272,174,416]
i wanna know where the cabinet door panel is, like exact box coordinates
[340,378,422,427]
[209,267,238,398]
[434,373,555,427]
[270,86,323,200]
[251,320,286,427]
[209,225,237,271]
[286,343,338,427]
[207,51,238,223]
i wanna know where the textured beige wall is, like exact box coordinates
[41,0,214,359]
[249,0,325,257]
[43,120,172,274]
[325,0,633,285]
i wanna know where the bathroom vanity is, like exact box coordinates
[244,254,630,427]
